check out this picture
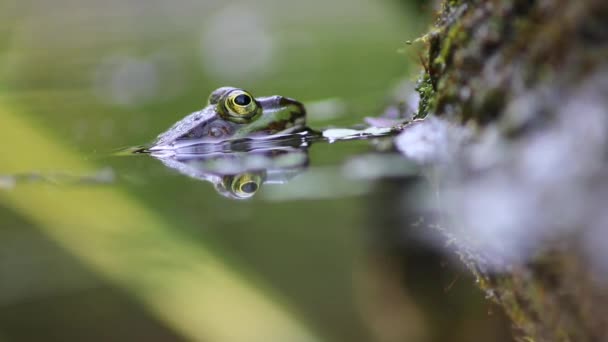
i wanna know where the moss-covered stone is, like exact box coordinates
[411,0,608,341]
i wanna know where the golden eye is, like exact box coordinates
[230,173,262,199]
[220,89,260,123]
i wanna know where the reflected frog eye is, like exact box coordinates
[230,173,262,199]
[220,89,260,123]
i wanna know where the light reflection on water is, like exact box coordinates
[131,124,406,199]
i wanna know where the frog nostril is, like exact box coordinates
[209,127,223,137]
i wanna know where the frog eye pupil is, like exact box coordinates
[241,181,258,193]
[234,94,251,106]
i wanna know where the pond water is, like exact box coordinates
[0,1,513,341]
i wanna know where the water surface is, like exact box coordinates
[0,1,511,341]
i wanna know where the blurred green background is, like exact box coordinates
[0,1,512,341]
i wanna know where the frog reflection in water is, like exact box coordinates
[148,86,403,199]
[155,146,309,199]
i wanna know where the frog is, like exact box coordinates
[152,86,308,148]
[144,86,413,199]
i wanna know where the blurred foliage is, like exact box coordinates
[0,101,324,341]
[0,1,510,341]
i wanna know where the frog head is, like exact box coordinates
[154,87,307,146]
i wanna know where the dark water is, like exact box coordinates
[0,1,512,341]
[0,118,511,341]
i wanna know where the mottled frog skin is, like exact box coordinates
[154,87,307,146]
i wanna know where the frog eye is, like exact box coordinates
[221,90,260,123]
[230,173,262,199]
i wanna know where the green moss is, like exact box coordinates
[414,1,474,121]
[414,72,435,119]
[409,0,608,340]
[433,22,464,72]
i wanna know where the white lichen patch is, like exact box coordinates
[400,69,608,273]
[395,117,470,166]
